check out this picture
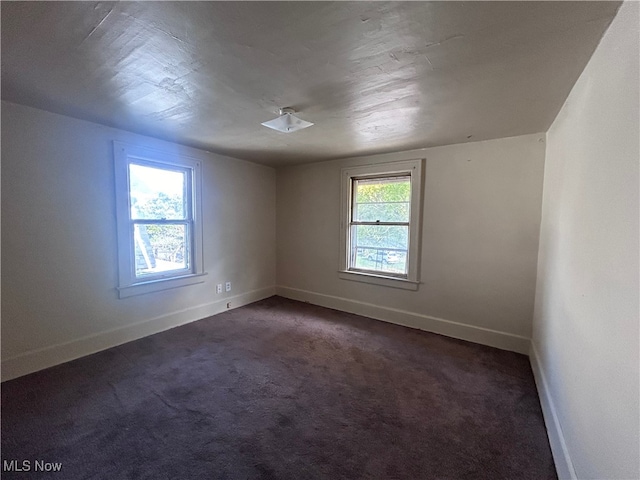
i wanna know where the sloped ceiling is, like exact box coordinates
[1,1,620,166]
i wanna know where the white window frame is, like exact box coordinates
[114,142,206,298]
[339,159,423,291]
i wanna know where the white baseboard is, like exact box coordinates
[276,286,531,354]
[529,342,576,480]
[1,286,276,382]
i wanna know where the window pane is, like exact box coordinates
[129,163,187,220]
[353,176,410,223]
[134,224,188,277]
[350,225,408,275]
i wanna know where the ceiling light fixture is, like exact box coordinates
[261,108,314,133]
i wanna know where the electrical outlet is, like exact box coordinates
[226,302,231,309]
[216,284,222,294]
[225,282,231,292]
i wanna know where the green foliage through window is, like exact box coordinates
[350,175,411,275]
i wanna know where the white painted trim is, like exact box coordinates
[529,342,577,480]
[276,286,530,354]
[113,141,206,297]
[339,158,424,285]
[118,272,208,298]
[1,287,276,382]
[338,270,419,290]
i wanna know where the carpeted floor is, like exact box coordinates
[1,296,557,479]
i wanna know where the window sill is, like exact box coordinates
[338,270,420,291]
[118,272,207,299]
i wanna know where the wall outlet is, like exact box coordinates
[226,302,231,309]
[216,284,222,294]
[225,282,231,292]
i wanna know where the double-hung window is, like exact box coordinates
[114,142,205,298]
[340,159,423,290]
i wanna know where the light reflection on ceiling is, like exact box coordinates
[1,1,621,167]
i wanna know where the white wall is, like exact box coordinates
[531,2,639,479]
[1,101,277,380]
[277,133,546,353]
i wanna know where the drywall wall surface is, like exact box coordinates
[1,101,276,379]
[277,133,545,342]
[532,2,639,479]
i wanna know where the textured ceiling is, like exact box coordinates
[1,1,620,167]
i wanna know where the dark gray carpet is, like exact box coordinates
[1,296,556,479]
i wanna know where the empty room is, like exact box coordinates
[1,1,638,479]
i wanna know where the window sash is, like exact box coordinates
[350,174,411,224]
[348,223,410,276]
[131,219,192,226]
[347,174,412,278]
[128,160,193,221]
[347,267,408,279]
[350,221,410,226]
[129,204,194,280]
[128,160,195,281]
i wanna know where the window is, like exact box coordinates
[339,159,423,290]
[114,142,205,298]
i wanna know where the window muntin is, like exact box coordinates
[340,159,423,289]
[114,142,205,298]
